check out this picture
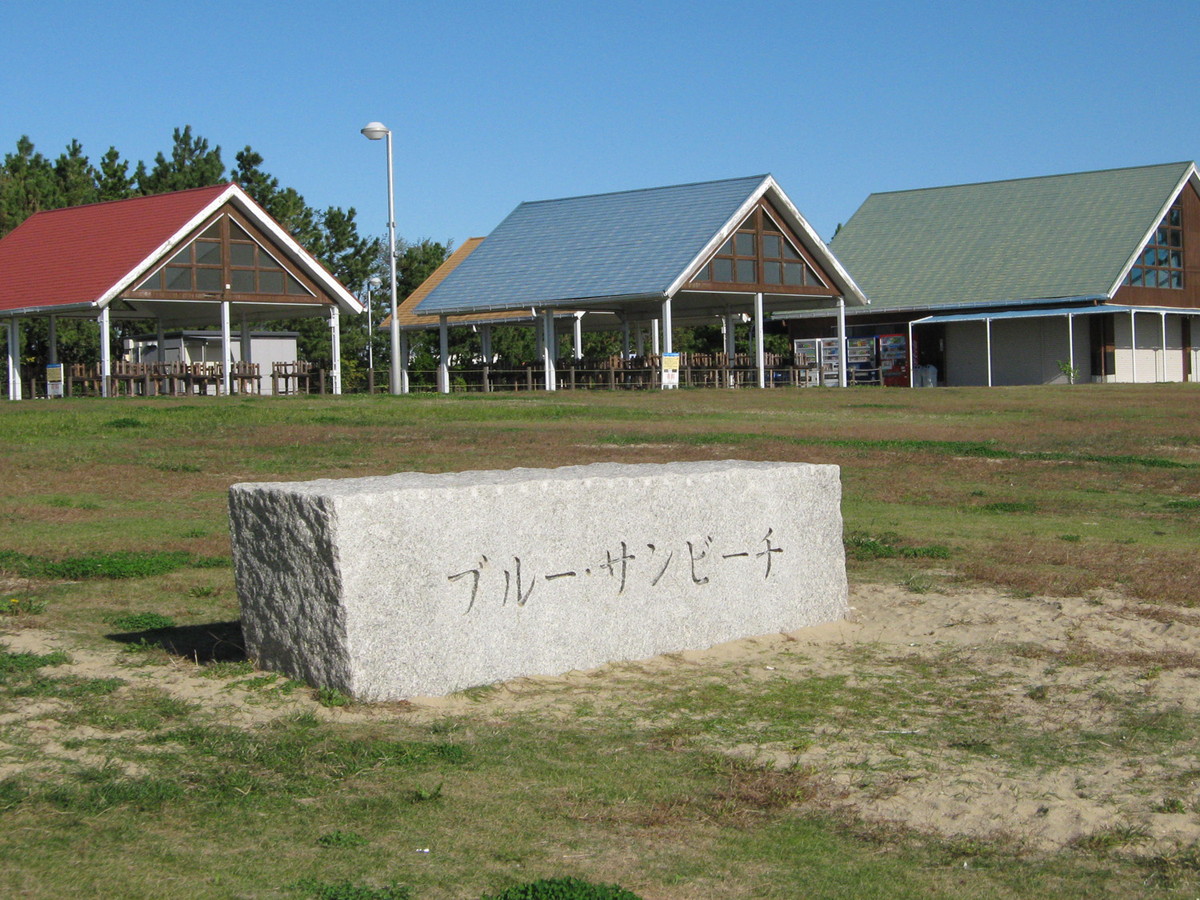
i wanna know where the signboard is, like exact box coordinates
[661,352,680,389]
[46,363,64,399]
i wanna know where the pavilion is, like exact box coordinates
[409,175,868,391]
[0,182,362,399]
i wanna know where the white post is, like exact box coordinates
[1130,310,1137,383]
[48,315,58,365]
[99,306,111,398]
[754,292,766,389]
[836,298,847,387]
[573,312,584,361]
[329,306,342,395]
[907,320,915,388]
[399,330,409,392]
[7,319,21,401]
[651,318,661,356]
[220,301,232,395]
[542,308,557,391]
[1160,312,1168,383]
[241,314,253,368]
[726,312,738,388]
[985,318,993,387]
[438,315,450,394]
[662,299,673,354]
[621,318,631,357]
[480,324,493,364]
[1067,314,1075,383]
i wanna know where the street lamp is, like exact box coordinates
[365,275,382,375]
[360,121,405,394]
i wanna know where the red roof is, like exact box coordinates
[0,183,232,313]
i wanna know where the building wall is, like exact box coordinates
[943,316,1093,386]
[1112,312,1189,382]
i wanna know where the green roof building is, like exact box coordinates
[788,162,1200,386]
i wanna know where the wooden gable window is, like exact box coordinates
[690,204,828,291]
[135,215,315,298]
[1125,203,1184,289]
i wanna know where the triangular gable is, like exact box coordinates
[129,208,320,302]
[684,198,837,294]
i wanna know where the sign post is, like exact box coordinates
[661,352,680,390]
[46,363,64,399]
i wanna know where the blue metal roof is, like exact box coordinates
[415,175,771,315]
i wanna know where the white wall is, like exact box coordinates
[943,316,1092,386]
[1114,313,1188,383]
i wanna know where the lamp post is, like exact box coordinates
[360,121,404,394]
[365,275,382,375]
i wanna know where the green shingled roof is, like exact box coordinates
[829,162,1195,313]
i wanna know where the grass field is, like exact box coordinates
[1,384,1198,898]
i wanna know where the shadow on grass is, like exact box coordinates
[105,620,246,663]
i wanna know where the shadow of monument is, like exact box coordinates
[105,620,246,663]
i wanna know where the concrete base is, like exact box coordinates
[229,460,847,700]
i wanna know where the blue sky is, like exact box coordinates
[3,0,1197,256]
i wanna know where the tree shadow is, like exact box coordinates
[105,620,246,663]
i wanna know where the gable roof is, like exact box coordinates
[415,175,865,317]
[0,183,361,318]
[829,161,1198,314]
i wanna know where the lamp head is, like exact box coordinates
[360,121,390,140]
[368,276,383,289]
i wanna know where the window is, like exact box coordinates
[691,205,827,289]
[135,216,314,297]
[1125,203,1183,289]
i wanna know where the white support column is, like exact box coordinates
[754,292,766,389]
[836,298,847,388]
[99,306,111,398]
[620,317,631,357]
[241,314,253,369]
[220,301,232,395]
[726,313,738,388]
[1130,310,1137,383]
[48,315,58,365]
[542,308,557,391]
[661,299,673,354]
[329,306,342,395]
[573,312,584,360]
[7,319,22,401]
[480,324,493,364]
[1067,314,1075,383]
[1160,312,1168,383]
[651,318,661,356]
[907,321,915,388]
[985,318,993,387]
[399,331,410,393]
[438,315,450,394]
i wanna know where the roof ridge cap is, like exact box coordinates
[863,162,1194,200]
[518,174,770,208]
[22,181,235,219]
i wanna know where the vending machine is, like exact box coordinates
[846,338,877,383]
[791,338,821,387]
[819,338,842,385]
[877,334,909,386]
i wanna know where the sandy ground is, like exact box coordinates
[3,581,1198,854]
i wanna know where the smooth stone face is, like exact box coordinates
[229,460,848,700]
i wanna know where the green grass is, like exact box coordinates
[1,387,1199,898]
